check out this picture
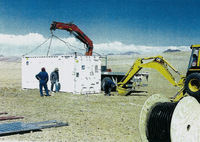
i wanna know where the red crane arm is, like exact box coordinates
[50,21,93,56]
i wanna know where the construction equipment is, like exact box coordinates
[117,45,200,102]
[137,45,200,142]
[117,55,185,99]
[184,45,200,102]
[50,21,148,92]
[50,21,93,56]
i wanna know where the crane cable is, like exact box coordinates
[22,35,52,57]
[47,33,102,56]
[49,32,101,56]
[46,32,53,56]
[23,32,101,56]
[52,34,77,52]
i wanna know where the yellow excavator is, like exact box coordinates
[117,45,200,102]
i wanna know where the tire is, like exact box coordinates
[101,77,112,91]
[185,73,200,102]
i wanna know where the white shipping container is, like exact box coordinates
[22,55,101,94]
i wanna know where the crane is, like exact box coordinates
[50,21,93,56]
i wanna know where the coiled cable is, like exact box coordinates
[146,102,177,142]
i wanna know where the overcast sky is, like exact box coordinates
[0,0,200,56]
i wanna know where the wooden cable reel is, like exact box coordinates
[139,94,200,142]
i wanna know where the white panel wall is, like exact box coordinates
[22,55,101,94]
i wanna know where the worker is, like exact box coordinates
[104,80,115,96]
[35,67,50,97]
[50,68,59,93]
[192,53,198,67]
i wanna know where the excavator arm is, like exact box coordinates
[117,55,186,101]
[50,21,93,56]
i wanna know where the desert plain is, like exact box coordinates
[0,51,190,142]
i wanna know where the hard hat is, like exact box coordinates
[54,68,59,71]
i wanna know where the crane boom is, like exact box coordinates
[50,21,93,56]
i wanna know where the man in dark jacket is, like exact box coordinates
[104,80,115,96]
[50,68,59,93]
[35,67,50,97]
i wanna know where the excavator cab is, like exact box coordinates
[185,45,200,102]
[187,45,200,73]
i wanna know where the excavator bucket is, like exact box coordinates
[117,86,147,96]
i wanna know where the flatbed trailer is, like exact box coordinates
[101,71,149,91]
[100,56,149,91]
[101,71,126,91]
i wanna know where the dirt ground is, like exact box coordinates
[0,52,189,142]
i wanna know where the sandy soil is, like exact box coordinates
[0,52,189,141]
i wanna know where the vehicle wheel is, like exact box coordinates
[185,73,200,102]
[101,77,112,91]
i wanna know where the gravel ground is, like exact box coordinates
[0,53,189,141]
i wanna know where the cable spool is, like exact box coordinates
[146,102,177,141]
[139,94,200,142]
[139,94,170,142]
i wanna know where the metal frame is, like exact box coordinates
[0,120,69,136]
